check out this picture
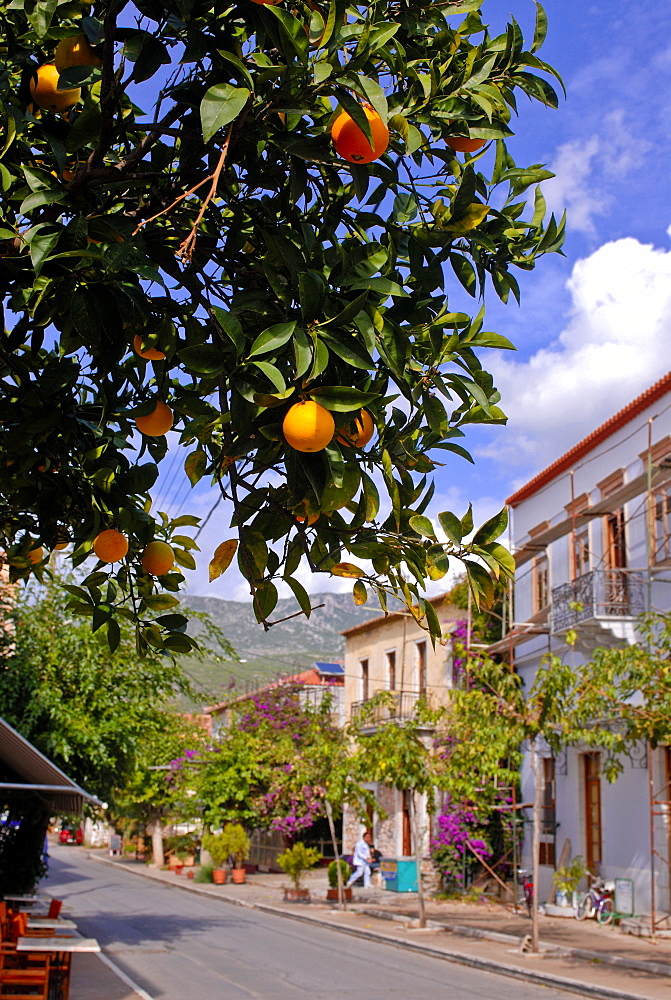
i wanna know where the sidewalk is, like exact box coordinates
[89,852,671,1000]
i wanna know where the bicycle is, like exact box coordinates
[575,875,614,924]
[517,868,533,916]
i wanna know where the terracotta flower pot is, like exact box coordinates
[212,868,227,884]
[326,887,352,901]
[231,867,246,884]
[187,870,195,879]
[284,887,310,903]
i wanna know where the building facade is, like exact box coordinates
[499,373,671,914]
[341,595,461,860]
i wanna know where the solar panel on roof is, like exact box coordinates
[314,662,344,675]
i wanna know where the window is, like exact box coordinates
[653,486,671,563]
[572,523,590,580]
[416,641,427,694]
[532,553,549,613]
[386,650,396,690]
[360,659,369,701]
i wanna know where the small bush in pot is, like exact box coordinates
[327,859,352,901]
[277,843,321,900]
[202,831,230,883]
[552,855,588,905]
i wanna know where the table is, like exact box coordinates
[3,894,40,904]
[27,919,78,931]
[17,936,100,1000]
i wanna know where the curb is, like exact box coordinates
[355,905,671,978]
[88,855,661,1000]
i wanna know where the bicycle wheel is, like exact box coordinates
[575,893,592,920]
[597,898,614,925]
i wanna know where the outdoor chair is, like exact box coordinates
[0,951,50,1000]
[47,900,63,919]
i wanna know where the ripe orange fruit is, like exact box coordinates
[337,409,375,448]
[29,64,81,112]
[331,106,389,164]
[133,335,166,361]
[55,35,102,71]
[446,134,486,153]
[135,401,173,436]
[27,546,44,564]
[141,540,175,576]
[283,400,335,452]
[93,528,129,563]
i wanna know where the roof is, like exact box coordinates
[341,593,459,638]
[506,371,671,508]
[0,717,98,814]
[204,664,344,715]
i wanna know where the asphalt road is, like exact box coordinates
[47,845,576,1000]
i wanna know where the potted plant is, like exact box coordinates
[202,831,230,884]
[326,859,352,902]
[277,843,321,902]
[552,855,588,907]
[218,823,251,884]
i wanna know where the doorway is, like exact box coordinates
[584,753,602,873]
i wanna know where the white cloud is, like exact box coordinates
[541,112,652,235]
[481,231,671,473]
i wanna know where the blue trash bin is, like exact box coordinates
[380,856,418,892]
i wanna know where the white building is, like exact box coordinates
[496,372,671,918]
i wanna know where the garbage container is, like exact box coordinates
[380,856,418,892]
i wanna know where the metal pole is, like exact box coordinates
[649,741,657,942]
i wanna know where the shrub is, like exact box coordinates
[195,863,214,884]
[327,859,351,889]
[277,843,321,889]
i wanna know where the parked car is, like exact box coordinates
[59,824,83,845]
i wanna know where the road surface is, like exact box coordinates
[47,845,576,1000]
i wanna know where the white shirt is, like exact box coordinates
[352,838,372,866]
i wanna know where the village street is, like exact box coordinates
[48,847,577,1000]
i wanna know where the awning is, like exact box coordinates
[0,717,99,813]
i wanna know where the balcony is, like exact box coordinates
[551,569,646,647]
[351,690,431,731]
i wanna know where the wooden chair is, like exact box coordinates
[47,900,63,919]
[0,951,50,1000]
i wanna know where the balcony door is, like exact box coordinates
[584,753,602,873]
[604,509,628,613]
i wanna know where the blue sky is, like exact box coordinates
[154,0,671,600]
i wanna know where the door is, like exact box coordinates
[604,509,627,612]
[402,790,412,855]
[584,753,602,873]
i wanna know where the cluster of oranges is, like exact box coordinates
[282,400,375,453]
[29,35,100,112]
[24,533,175,574]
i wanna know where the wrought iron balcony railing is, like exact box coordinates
[551,569,646,633]
[350,689,430,727]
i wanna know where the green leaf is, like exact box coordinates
[253,581,278,622]
[409,515,436,540]
[247,321,296,358]
[143,594,180,611]
[268,6,309,61]
[473,507,508,545]
[200,84,250,144]
[461,503,474,536]
[438,511,462,545]
[252,360,286,393]
[212,306,245,357]
[426,544,450,581]
[106,618,121,653]
[352,580,368,605]
[184,450,207,486]
[284,575,312,618]
[309,387,379,412]
[179,344,227,374]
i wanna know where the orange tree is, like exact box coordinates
[0,0,564,653]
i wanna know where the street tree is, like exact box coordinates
[353,692,444,926]
[0,0,563,652]
[0,565,232,801]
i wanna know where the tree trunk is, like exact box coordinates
[409,790,426,928]
[148,817,165,869]
[325,799,346,911]
[530,737,542,954]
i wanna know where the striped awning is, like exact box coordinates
[0,717,99,813]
